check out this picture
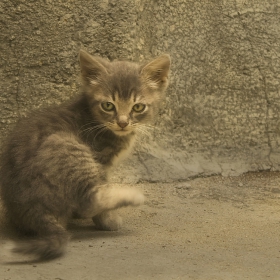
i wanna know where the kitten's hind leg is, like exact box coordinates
[92,211,123,231]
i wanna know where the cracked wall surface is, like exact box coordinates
[1,0,280,182]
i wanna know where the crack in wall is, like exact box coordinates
[259,74,273,166]
[137,151,152,177]
[15,70,20,116]
[234,2,273,168]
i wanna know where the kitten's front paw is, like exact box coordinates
[120,188,145,207]
[130,190,145,206]
[92,211,123,231]
[94,186,145,211]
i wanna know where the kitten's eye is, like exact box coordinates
[132,103,146,113]
[101,102,115,112]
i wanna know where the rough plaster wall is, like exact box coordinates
[1,0,280,182]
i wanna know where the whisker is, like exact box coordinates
[80,123,104,131]
[82,125,106,134]
[133,124,154,139]
[78,122,109,143]
[93,126,109,143]
[79,123,106,134]
[79,120,102,129]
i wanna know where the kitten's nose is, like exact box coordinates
[117,121,129,129]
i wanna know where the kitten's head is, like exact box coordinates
[79,50,170,137]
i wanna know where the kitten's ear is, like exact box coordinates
[140,54,171,91]
[79,50,108,86]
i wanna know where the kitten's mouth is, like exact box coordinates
[113,129,132,136]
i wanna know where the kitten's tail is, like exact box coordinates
[12,221,70,260]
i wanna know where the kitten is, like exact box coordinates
[0,50,171,260]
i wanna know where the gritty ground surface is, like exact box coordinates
[1,171,280,279]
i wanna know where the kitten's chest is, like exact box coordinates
[111,136,136,166]
[95,134,136,166]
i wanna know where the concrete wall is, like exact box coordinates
[1,0,280,182]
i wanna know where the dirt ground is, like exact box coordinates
[1,171,280,280]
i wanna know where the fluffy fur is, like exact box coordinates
[0,50,170,260]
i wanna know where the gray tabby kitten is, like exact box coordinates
[0,50,171,260]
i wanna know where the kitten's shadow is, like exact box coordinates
[68,218,133,240]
